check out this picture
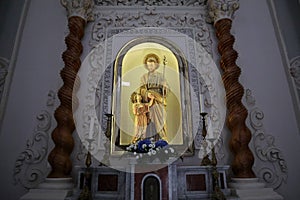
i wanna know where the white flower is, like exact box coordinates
[151,149,157,155]
[136,155,139,159]
[142,144,147,149]
[139,154,143,158]
[169,147,174,153]
[165,150,168,154]
[149,143,155,148]
[133,152,137,155]
[148,152,152,156]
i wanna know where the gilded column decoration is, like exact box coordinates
[47,0,94,178]
[208,0,256,178]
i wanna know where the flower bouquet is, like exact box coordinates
[125,138,177,162]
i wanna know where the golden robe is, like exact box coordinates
[140,71,168,141]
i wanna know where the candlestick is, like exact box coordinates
[200,112,211,166]
[200,112,207,137]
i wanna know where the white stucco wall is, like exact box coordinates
[234,0,300,199]
[0,0,299,199]
[0,1,66,199]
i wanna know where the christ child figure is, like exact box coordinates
[131,92,154,143]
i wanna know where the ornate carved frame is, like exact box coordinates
[111,36,193,155]
[74,26,226,165]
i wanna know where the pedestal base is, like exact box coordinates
[229,178,283,200]
[20,178,73,200]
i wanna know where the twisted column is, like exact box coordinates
[48,0,94,178]
[208,0,255,178]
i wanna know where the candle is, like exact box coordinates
[88,116,95,139]
[199,93,205,113]
[206,116,212,139]
[107,95,111,113]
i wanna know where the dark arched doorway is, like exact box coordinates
[142,175,161,200]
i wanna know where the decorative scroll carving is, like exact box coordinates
[245,89,288,189]
[90,8,216,152]
[46,90,57,107]
[13,111,52,189]
[47,16,86,178]
[194,129,203,150]
[61,0,95,21]
[93,0,207,6]
[290,56,300,90]
[90,6,215,141]
[207,0,239,24]
[214,137,225,164]
[91,6,213,54]
[209,3,255,177]
[289,56,300,119]
[0,57,9,102]
[73,26,227,170]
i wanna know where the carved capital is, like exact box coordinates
[207,0,239,24]
[61,0,94,22]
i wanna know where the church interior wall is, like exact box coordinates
[0,1,66,199]
[233,1,300,199]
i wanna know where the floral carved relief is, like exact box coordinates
[90,6,213,55]
[87,4,215,152]
[13,111,52,189]
[13,91,56,189]
[245,89,288,189]
[89,3,214,130]
[71,2,229,165]
[93,0,207,6]
[61,0,95,21]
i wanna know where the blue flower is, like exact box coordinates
[155,139,168,148]
[137,139,151,153]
